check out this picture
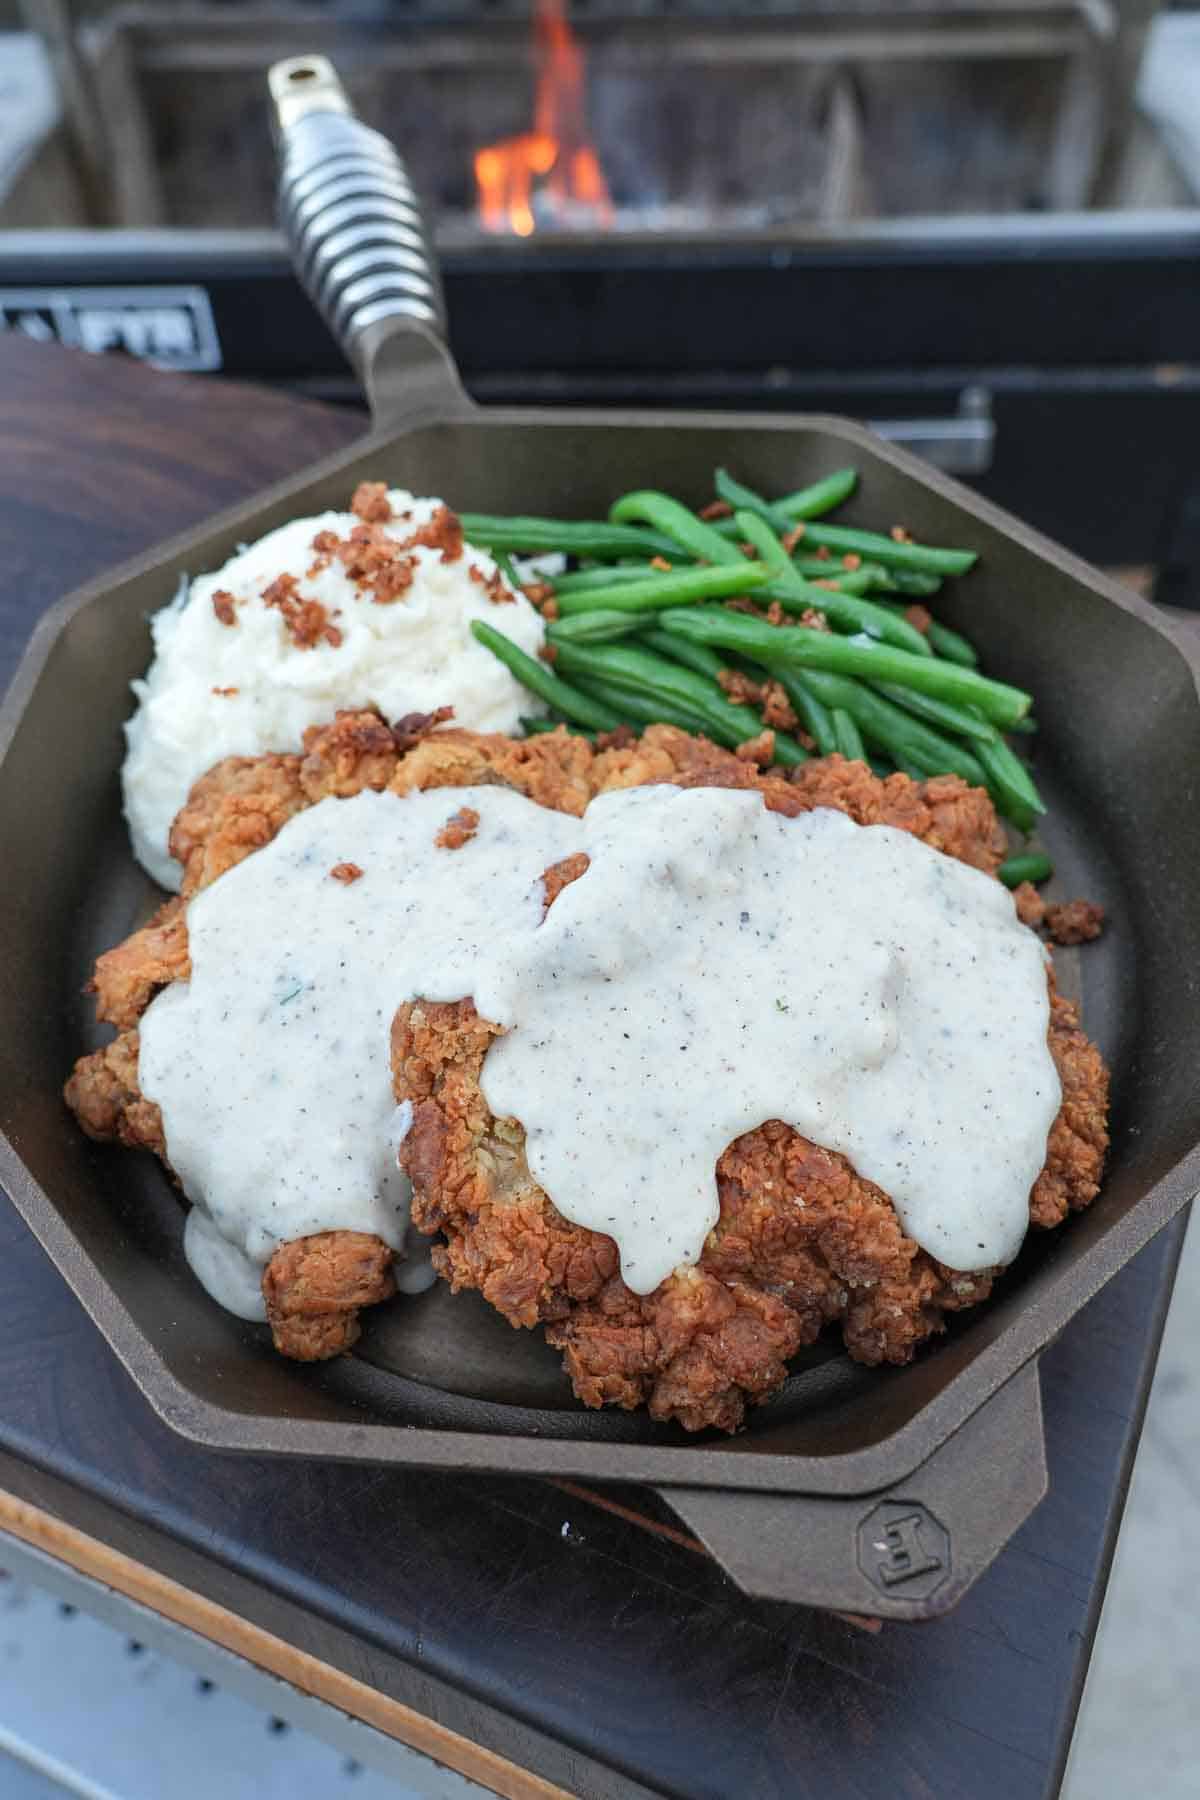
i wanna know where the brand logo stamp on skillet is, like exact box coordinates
[857,1499,950,1599]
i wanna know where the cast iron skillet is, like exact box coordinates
[1,56,1199,1619]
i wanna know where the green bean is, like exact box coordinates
[547,610,652,644]
[660,609,1030,727]
[731,509,792,582]
[521,715,596,742]
[609,491,744,565]
[998,852,1053,888]
[803,572,901,617]
[640,628,726,681]
[734,509,932,657]
[811,592,932,655]
[814,570,878,598]
[773,469,859,519]
[793,557,893,589]
[764,668,838,757]
[548,565,658,596]
[460,515,682,560]
[714,469,791,530]
[970,735,1046,824]
[556,562,769,617]
[491,548,522,588]
[1010,716,1039,735]
[571,675,711,738]
[776,520,978,577]
[786,668,989,788]
[832,709,867,763]
[887,570,944,598]
[927,620,979,667]
[553,640,808,765]
[871,682,999,743]
[469,620,624,732]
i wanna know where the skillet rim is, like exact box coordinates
[2,406,1198,1496]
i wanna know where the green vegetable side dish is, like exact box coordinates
[552,638,809,767]
[660,606,1030,730]
[460,515,683,561]
[468,469,1047,840]
[468,620,624,733]
[998,852,1054,888]
[555,562,771,617]
[546,609,650,645]
[831,709,866,763]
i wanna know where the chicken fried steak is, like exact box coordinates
[392,867,1106,1435]
[65,713,1108,1425]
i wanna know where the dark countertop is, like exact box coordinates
[0,335,1187,1800]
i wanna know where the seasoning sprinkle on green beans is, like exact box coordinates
[552,639,807,765]
[734,509,932,657]
[462,469,1045,823]
[780,520,978,578]
[658,606,1031,729]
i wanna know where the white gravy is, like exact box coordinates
[140,782,1060,1314]
[183,1206,268,1321]
[471,787,1060,1286]
[137,789,578,1301]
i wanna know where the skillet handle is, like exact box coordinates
[654,1358,1047,1620]
[268,55,468,424]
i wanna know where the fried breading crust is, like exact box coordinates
[392,974,1103,1434]
[63,1029,165,1156]
[65,714,1106,1399]
[262,1232,397,1360]
[87,897,190,1028]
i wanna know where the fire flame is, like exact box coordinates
[474,0,613,235]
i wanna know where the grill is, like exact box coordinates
[2,1,1200,597]
[85,4,1142,234]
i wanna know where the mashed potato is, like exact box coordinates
[121,487,546,888]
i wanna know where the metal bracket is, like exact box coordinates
[868,385,995,476]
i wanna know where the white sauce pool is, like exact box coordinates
[140,783,1061,1316]
[183,1207,268,1321]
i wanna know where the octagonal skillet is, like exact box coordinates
[2,60,1199,1620]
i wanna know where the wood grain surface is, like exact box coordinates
[0,335,1188,1800]
[0,1488,573,1800]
